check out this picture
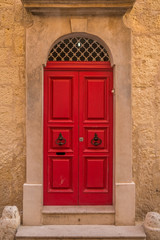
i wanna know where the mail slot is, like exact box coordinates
[56,152,65,155]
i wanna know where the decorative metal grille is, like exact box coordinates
[48,37,110,62]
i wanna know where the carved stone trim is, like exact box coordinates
[21,0,135,15]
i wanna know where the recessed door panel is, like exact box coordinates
[48,127,73,151]
[50,157,72,190]
[44,63,113,205]
[49,77,73,122]
[85,157,106,190]
[87,79,105,119]
[85,128,109,151]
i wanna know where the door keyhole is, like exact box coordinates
[79,137,84,142]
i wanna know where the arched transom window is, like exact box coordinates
[48,37,110,62]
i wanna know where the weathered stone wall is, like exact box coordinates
[0,0,159,221]
[0,0,31,216]
[124,0,160,220]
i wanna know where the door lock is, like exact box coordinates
[79,137,84,142]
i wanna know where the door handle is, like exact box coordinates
[91,133,102,146]
[56,133,66,146]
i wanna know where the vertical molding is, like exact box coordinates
[115,182,135,225]
[23,184,42,225]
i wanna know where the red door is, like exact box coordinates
[44,62,113,205]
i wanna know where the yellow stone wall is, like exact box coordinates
[0,0,159,220]
[0,0,32,215]
[124,0,160,220]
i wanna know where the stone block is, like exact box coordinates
[23,184,42,226]
[5,28,13,47]
[0,7,14,28]
[0,206,20,240]
[115,182,135,226]
[71,19,88,32]
[0,30,5,46]
[0,67,19,85]
[0,48,9,66]
[14,36,24,56]
[0,86,13,106]
[144,212,160,240]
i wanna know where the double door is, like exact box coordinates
[44,63,113,205]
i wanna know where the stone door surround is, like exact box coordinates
[23,17,135,226]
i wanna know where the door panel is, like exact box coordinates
[44,71,79,205]
[85,128,109,151]
[85,157,107,189]
[50,157,72,189]
[87,79,105,119]
[48,127,73,151]
[79,71,113,205]
[84,77,109,123]
[49,78,73,122]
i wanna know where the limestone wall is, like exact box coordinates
[0,0,31,215]
[124,0,160,220]
[0,0,159,221]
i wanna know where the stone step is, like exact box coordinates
[16,225,146,240]
[42,206,115,225]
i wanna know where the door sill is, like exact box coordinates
[42,205,115,214]
[42,206,115,225]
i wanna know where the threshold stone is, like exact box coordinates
[16,225,146,239]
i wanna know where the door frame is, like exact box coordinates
[43,61,113,205]
[44,61,112,71]
[23,29,135,225]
